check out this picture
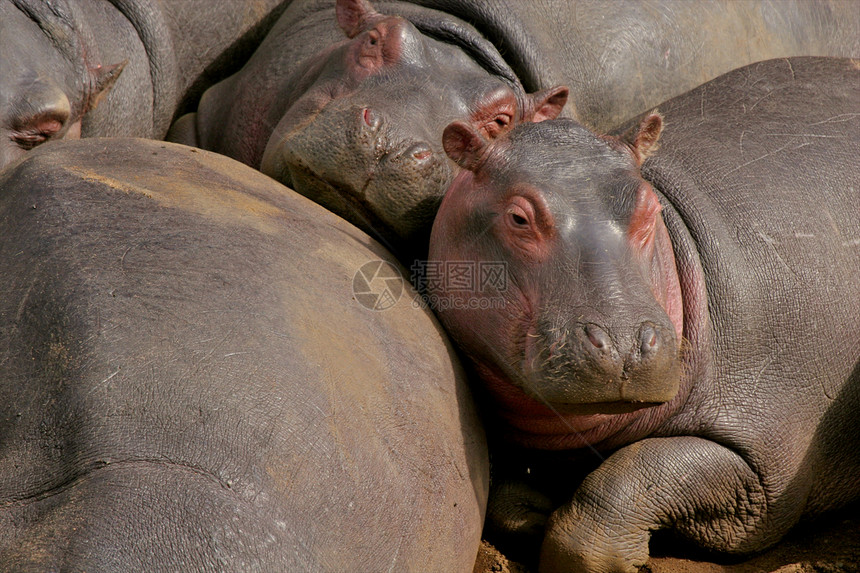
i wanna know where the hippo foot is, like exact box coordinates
[539,498,649,573]
[485,479,554,563]
[535,437,772,572]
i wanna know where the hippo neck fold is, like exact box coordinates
[375,2,524,92]
[391,0,546,94]
[107,0,178,137]
[639,176,714,438]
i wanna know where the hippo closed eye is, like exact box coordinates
[429,56,860,572]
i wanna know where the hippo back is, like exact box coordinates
[0,139,487,571]
[413,0,860,129]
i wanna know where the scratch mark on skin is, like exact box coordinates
[223,351,251,358]
[785,58,796,81]
[748,88,778,112]
[120,244,135,271]
[808,113,860,126]
[764,133,843,139]
[84,367,121,398]
[843,238,860,247]
[720,142,811,180]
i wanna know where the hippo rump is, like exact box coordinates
[0,138,487,571]
[168,0,859,256]
[0,0,292,171]
[428,56,860,572]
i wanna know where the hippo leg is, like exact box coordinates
[165,112,199,146]
[485,479,554,562]
[540,437,769,573]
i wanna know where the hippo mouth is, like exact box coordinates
[476,362,667,450]
[285,162,403,253]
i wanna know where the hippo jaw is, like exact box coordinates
[282,156,446,253]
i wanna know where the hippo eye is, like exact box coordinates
[11,118,63,150]
[506,203,532,229]
[510,212,527,226]
[483,114,512,138]
[367,30,380,46]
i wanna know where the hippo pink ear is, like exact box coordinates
[336,0,380,38]
[443,121,489,171]
[620,111,664,165]
[525,85,570,123]
[85,60,127,113]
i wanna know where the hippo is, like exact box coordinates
[0,0,291,171]
[169,0,859,257]
[428,56,860,572]
[0,138,487,571]
[168,0,569,256]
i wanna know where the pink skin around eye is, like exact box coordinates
[500,194,555,263]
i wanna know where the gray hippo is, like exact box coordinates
[168,0,569,256]
[0,138,487,571]
[169,0,859,256]
[0,0,291,170]
[428,56,860,572]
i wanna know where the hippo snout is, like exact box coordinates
[528,319,680,407]
[265,101,451,248]
[358,107,438,166]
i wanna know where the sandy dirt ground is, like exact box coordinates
[474,512,860,573]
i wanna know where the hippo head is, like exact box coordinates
[429,115,685,448]
[0,0,123,171]
[260,0,568,254]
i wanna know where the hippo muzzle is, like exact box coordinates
[523,313,681,409]
[264,100,451,249]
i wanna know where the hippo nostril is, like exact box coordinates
[410,144,433,162]
[638,324,660,356]
[362,107,379,128]
[584,324,611,352]
[412,148,432,161]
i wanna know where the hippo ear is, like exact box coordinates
[620,111,664,165]
[85,60,127,113]
[336,0,380,38]
[443,121,488,171]
[526,85,570,122]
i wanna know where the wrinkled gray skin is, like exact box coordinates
[0,0,291,170]
[171,0,859,256]
[170,0,568,256]
[429,57,860,572]
[0,138,487,572]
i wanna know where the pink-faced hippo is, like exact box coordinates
[0,0,292,171]
[0,137,487,571]
[429,56,860,572]
[169,0,859,257]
